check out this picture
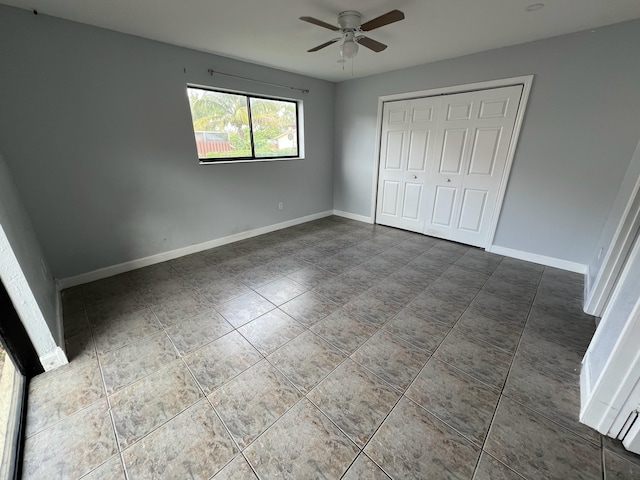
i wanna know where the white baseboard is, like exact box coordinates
[58,211,334,289]
[332,210,373,224]
[39,346,68,371]
[487,245,588,274]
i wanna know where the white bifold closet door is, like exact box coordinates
[376,84,523,248]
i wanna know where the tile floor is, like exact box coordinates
[22,216,640,479]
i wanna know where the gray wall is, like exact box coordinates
[0,6,335,279]
[0,153,62,354]
[334,19,640,266]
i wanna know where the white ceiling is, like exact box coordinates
[2,0,640,82]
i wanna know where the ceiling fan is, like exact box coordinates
[300,10,405,60]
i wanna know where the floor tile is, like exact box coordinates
[210,360,302,449]
[485,397,601,480]
[81,275,136,307]
[63,310,90,338]
[64,328,96,364]
[110,360,202,449]
[265,256,307,276]
[516,328,583,383]
[267,330,345,394]
[407,254,451,277]
[339,265,381,290]
[367,280,422,306]
[365,397,479,480]
[314,278,367,305]
[405,358,500,445]
[184,331,263,395]
[199,279,252,306]
[244,399,358,479]
[473,452,524,480]
[213,455,258,479]
[23,400,117,480]
[603,448,640,480]
[165,309,234,355]
[85,295,147,327]
[378,246,420,265]
[481,275,537,305]
[128,263,176,285]
[80,455,126,480]
[423,276,480,304]
[404,291,468,326]
[92,307,162,353]
[468,290,530,326]
[100,332,179,395]
[433,329,513,390]
[503,355,599,443]
[351,331,429,391]
[237,309,305,355]
[342,454,391,480]
[454,248,503,275]
[388,265,438,289]
[185,264,227,289]
[314,254,354,275]
[525,306,595,356]
[255,277,307,306]
[343,292,404,327]
[453,308,523,353]
[602,437,640,470]
[311,309,378,354]
[26,359,105,437]
[308,359,400,448]
[137,276,190,304]
[149,291,212,326]
[279,291,339,326]
[235,265,282,289]
[286,265,336,289]
[492,258,544,287]
[382,308,450,353]
[439,264,489,290]
[123,399,238,479]
[216,291,276,328]
[359,257,399,276]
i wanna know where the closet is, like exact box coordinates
[376,84,523,248]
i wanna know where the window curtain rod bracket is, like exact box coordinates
[207,69,309,94]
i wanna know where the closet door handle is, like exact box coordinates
[412,175,417,179]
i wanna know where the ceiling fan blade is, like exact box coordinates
[307,38,339,52]
[360,9,405,31]
[357,36,387,52]
[299,16,339,31]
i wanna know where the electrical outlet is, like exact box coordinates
[278,202,284,210]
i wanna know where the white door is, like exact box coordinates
[376,97,440,231]
[423,85,523,247]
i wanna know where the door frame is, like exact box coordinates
[370,75,534,249]
[583,139,640,317]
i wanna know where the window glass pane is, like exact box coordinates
[249,98,298,158]
[187,88,251,159]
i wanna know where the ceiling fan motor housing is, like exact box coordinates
[338,11,362,31]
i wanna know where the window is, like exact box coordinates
[186,86,300,163]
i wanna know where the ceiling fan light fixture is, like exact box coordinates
[341,39,359,59]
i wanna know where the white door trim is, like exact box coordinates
[370,75,534,250]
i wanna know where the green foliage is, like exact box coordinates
[188,87,298,159]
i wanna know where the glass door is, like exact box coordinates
[0,282,43,479]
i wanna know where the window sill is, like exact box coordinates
[199,157,305,165]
